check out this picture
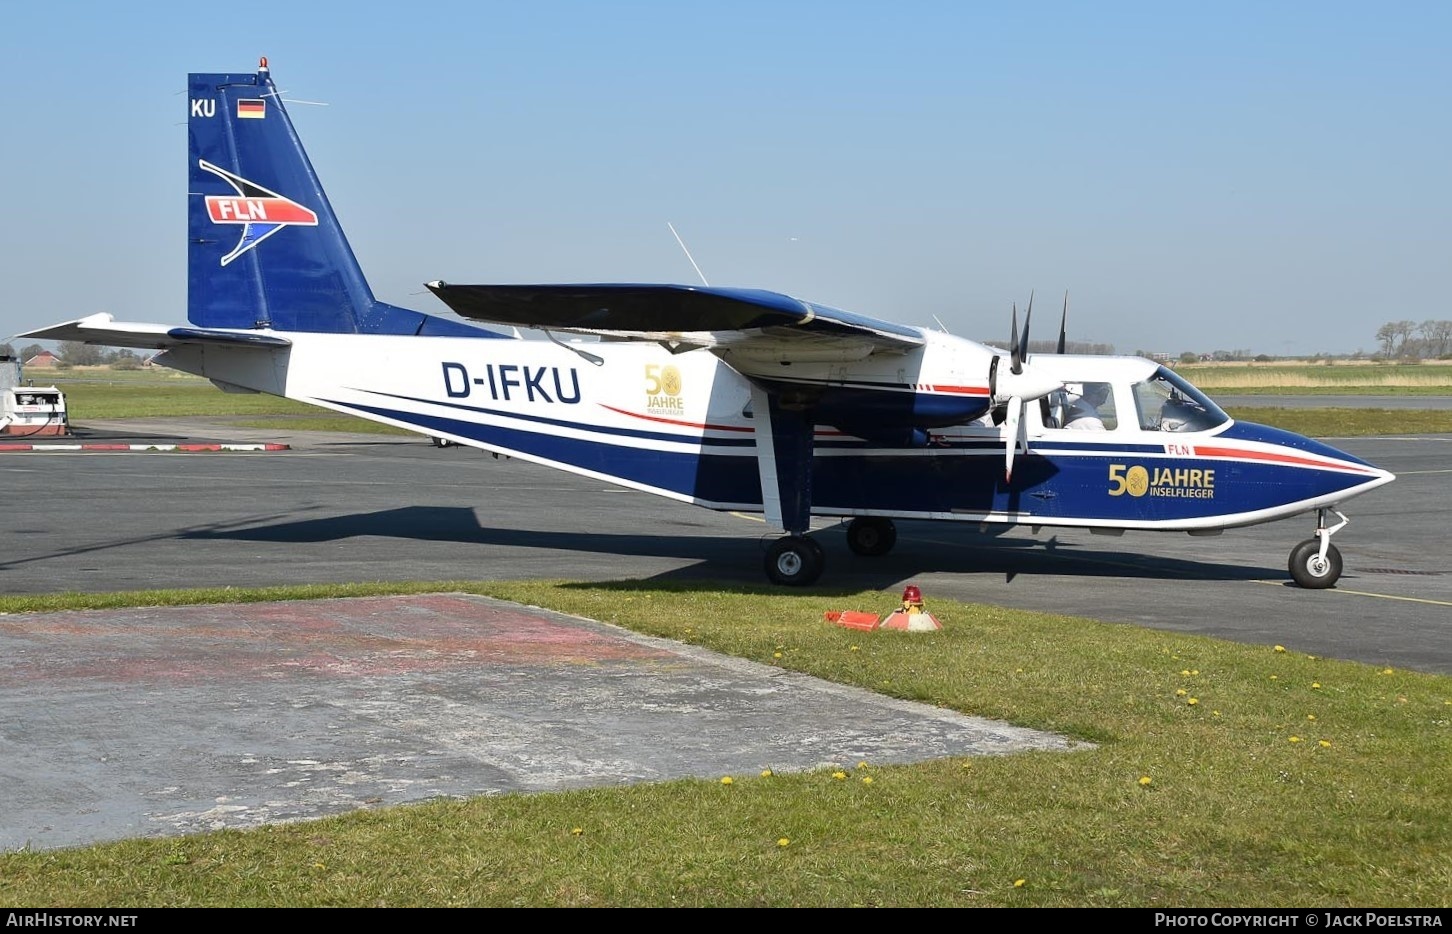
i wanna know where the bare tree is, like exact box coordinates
[1375,320,1418,357]
[1419,320,1452,358]
[59,340,106,366]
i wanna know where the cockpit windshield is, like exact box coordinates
[1131,366,1229,433]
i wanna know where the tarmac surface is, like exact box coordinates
[1,412,1447,852]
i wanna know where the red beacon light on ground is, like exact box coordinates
[882,584,941,632]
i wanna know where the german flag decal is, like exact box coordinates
[237,99,266,119]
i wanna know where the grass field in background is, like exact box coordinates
[0,581,1448,908]
[1176,362,1452,393]
[32,363,1452,437]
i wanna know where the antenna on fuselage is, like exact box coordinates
[667,222,710,286]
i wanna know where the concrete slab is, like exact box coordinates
[0,594,1079,853]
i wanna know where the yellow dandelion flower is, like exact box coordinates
[1382,668,1395,675]
[1274,645,1286,653]
[1289,736,1302,743]
[1311,682,1321,689]
[1014,879,1026,888]
[832,771,847,780]
[1307,714,1317,721]
[1176,688,1188,697]
[1212,710,1221,717]
[571,827,583,836]
[862,776,874,785]
[1191,669,1199,675]
[1181,669,1191,676]
[761,769,773,778]
[777,837,790,847]
[1318,740,1332,748]
[856,761,869,770]
[1270,675,1279,681]
[1188,698,1199,706]
[1138,776,1153,786]
[850,645,860,652]
[720,776,733,785]
[773,652,782,659]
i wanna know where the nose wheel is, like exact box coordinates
[1288,508,1348,589]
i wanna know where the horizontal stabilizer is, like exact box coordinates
[15,313,292,350]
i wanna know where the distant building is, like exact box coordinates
[24,350,60,368]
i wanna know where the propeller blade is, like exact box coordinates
[1057,291,1068,355]
[1017,290,1035,372]
[1003,396,1023,482]
[1009,304,1021,374]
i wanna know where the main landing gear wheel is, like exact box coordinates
[1288,538,1343,589]
[845,517,897,557]
[765,536,825,586]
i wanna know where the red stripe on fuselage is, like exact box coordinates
[599,404,849,437]
[914,384,990,395]
[1193,445,1376,473]
[599,404,751,433]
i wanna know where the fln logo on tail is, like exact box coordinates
[198,160,319,266]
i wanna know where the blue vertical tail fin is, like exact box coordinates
[187,58,495,337]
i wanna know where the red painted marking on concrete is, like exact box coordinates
[0,442,289,453]
[0,595,671,687]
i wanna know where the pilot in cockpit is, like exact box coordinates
[1159,391,1211,432]
[1060,382,1111,430]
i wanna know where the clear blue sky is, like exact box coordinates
[3,1,1448,356]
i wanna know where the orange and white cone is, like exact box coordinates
[880,584,941,631]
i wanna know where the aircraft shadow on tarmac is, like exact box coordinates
[179,505,1281,586]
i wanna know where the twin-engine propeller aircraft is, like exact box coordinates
[20,59,1395,588]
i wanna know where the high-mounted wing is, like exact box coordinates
[426,282,924,363]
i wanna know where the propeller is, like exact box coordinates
[1057,291,1068,355]
[989,291,1063,482]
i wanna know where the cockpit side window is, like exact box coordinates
[1132,367,1229,432]
[1046,381,1117,431]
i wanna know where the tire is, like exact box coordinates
[846,517,897,557]
[765,536,825,586]
[1288,539,1342,589]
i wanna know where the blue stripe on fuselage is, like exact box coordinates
[330,400,1382,523]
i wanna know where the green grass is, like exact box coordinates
[1226,407,1452,436]
[1176,362,1452,392]
[1,581,1449,907]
